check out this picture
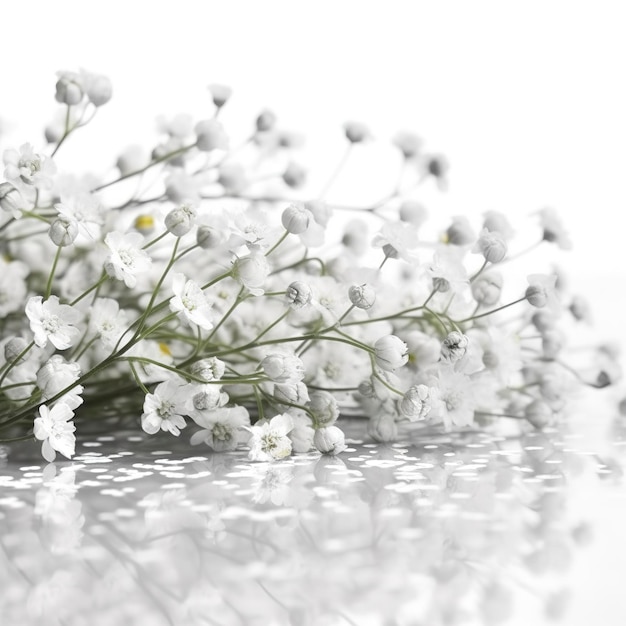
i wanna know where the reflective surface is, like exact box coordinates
[2,412,626,626]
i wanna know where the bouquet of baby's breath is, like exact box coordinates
[0,71,619,463]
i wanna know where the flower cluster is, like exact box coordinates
[0,70,620,463]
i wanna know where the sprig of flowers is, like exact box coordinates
[0,70,620,463]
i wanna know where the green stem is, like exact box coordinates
[44,245,63,299]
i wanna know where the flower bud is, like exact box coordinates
[441,331,469,363]
[55,73,83,105]
[398,200,427,226]
[308,391,339,427]
[474,229,507,263]
[261,353,305,383]
[542,329,565,359]
[393,132,422,159]
[281,204,312,234]
[195,119,228,151]
[526,274,557,308]
[399,384,431,421]
[165,203,196,237]
[49,217,78,246]
[446,216,475,246]
[314,426,347,455]
[116,145,149,176]
[0,182,25,218]
[232,253,270,295]
[274,382,310,405]
[286,281,312,309]
[191,357,225,382]
[427,155,449,179]
[525,399,553,429]
[217,163,247,193]
[84,73,113,106]
[208,83,232,108]
[348,283,376,309]
[374,335,408,371]
[471,272,503,306]
[483,210,514,240]
[343,121,371,143]
[192,385,224,411]
[196,225,224,249]
[569,295,591,322]
[4,337,29,365]
[256,109,277,132]
[531,311,557,332]
[282,161,306,188]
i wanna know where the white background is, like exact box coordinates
[2,4,626,621]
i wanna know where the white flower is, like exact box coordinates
[285,281,313,309]
[89,297,128,349]
[374,335,408,371]
[195,119,228,151]
[281,203,312,234]
[314,426,347,455]
[440,331,470,363]
[165,203,196,237]
[169,273,213,330]
[308,391,340,427]
[33,403,76,462]
[190,406,250,451]
[190,357,225,382]
[0,182,27,217]
[36,356,84,408]
[471,271,503,306]
[55,193,103,241]
[367,414,398,442]
[428,366,476,430]
[25,296,81,350]
[372,221,419,263]
[104,231,152,288]
[445,215,476,246]
[247,413,294,462]
[539,208,571,249]
[208,83,233,108]
[141,380,189,436]
[3,143,57,189]
[0,258,28,316]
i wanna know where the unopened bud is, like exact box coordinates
[0,182,25,218]
[348,283,376,309]
[281,204,312,234]
[282,162,306,188]
[343,121,371,143]
[49,217,78,246]
[314,426,347,455]
[256,109,277,132]
[4,337,29,365]
[191,357,225,382]
[208,83,232,108]
[165,203,196,237]
[286,281,312,309]
[55,73,83,105]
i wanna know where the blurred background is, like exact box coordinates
[2,1,624,349]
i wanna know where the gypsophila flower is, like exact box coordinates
[0,182,26,217]
[399,384,432,421]
[313,426,347,455]
[49,218,78,246]
[281,203,312,234]
[25,296,81,350]
[190,357,225,382]
[472,272,503,306]
[88,298,128,349]
[308,390,340,427]
[473,228,507,263]
[33,403,76,463]
[348,283,376,309]
[286,281,313,309]
[374,335,408,371]
[247,413,294,462]
[141,380,188,436]
[526,274,558,308]
[441,331,469,363]
[190,406,250,452]
[104,231,152,288]
[3,143,57,189]
[539,208,571,249]
[169,273,213,330]
[261,353,305,383]
[37,356,84,409]
[55,193,103,240]
[232,252,270,296]
[165,203,196,237]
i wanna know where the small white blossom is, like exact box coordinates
[232,252,270,296]
[141,380,189,436]
[473,228,507,263]
[36,356,84,409]
[247,413,294,462]
[308,391,340,427]
[89,298,128,349]
[190,357,225,382]
[526,274,558,309]
[33,403,76,463]
[441,331,470,363]
[286,281,313,310]
[25,296,81,350]
[104,231,152,288]
[190,406,250,452]
[169,273,213,330]
[348,283,376,309]
[165,203,196,237]
[281,203,312,234]
[3,143,57,189]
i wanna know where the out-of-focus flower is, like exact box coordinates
[33,403,76,462]
[314,426,347,455]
